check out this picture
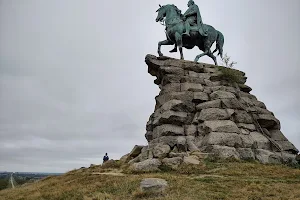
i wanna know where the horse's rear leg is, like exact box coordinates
[158,39,173,57]
[175,32,184,60]
[208,51,218,65]
[194,50,208,62]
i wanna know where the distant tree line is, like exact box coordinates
[0,176,9,190]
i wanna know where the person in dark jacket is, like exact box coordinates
[103,153,109,163]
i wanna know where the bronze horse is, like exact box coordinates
[156,4,224,65]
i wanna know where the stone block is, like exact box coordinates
[237,123,256,131]
[204,145,240,159]
[196,99,222,110]
[152,110,188,126]
[201,120,240,134]
[155,92,194,108]
[193,92,209,103]
[221,98,245,109]
[250,132,271,150]
[128,145,145,158]
[183,155,200,165]
[156,99,195,113]
[153,144,171,158]
[131,159,162,172]
[184,125,198,136]
[254,149,274,164]
[153,125,184,138]
[202,132,243,147]
[239,134,254,148]
[276,141,299,154]
[197,108,234,121]
[236,148,255,160]
[269,130,288,141]
[233,110,253,124]
[181,82,204,92]
[161,75,181,86]
[210,91,236,99]
[161,83,181,93]
[257,114,280,129]
[160,66,184,76]
[162,157,182,169]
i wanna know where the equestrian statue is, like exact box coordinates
[156,0,224,65]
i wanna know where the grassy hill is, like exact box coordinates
[0,159,300,200]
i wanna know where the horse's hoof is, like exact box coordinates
[158,53,163,57]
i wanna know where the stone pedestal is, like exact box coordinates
[124,55,298,167]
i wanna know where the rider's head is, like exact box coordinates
[188,0,194,7]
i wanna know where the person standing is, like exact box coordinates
[103,153,109,163]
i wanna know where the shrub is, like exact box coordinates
[218,53,243,84]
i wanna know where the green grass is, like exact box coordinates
[1,160,300,200]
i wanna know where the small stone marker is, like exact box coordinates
[140,178,168,193]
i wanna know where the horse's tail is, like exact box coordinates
[213,30,224,58]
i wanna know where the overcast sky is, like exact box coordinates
[0,0,299,173]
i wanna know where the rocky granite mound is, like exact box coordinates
[122,55,299,170]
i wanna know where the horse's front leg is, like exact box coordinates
[158,39,173,57]
[175,32,184,60]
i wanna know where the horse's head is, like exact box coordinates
[156,4,182,23]
[155,4,166,22]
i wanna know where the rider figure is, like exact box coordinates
[170,0,208,53]
[183,0,208,37]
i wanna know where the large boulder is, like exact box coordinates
[202,132,243,147]
[183,155,200,165]
[152,144,171,158]
[153,124,184,139]
[236,148,255,160]
[140,178,168,193]
[162,157,183,169]
[197,108,234,122]
[254,149,274,164]
[233,110,253,124]
[155,92,194,108]
[276,141,299,154]
[269,130,288,141]
[201,120,240,134]
[128,145,145,158]
[239,134,254,148]
[250,132,271,150]
[156,99,195,113]
[204,145,240,159]
[131,159,162,172]
[257,114,280,129]
[152,110,188,126]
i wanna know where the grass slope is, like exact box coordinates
[0,160,300,200]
